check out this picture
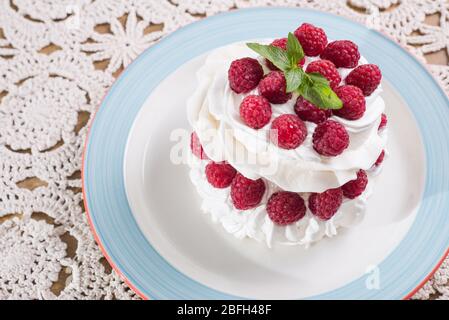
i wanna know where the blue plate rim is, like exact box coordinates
[82,7,449,300]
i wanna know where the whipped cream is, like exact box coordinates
[187,41,388,247]
[188,42,386,192]
[189,154,385,247]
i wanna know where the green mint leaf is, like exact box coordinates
[285,68,304,93]
[286,32,304,68]
[307,72,330,86]
[246,43,290,71]
[299,74,313,90]
[301,81,343,110]
[247,39,341,110]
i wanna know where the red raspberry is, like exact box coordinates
[321,40,360,68]
[374,150,385,167]
[240,95,272,129]
[228,58,264,94]
[379,113,387,130]
[345,64,382,96]
[305,59,341,89]
[267,192,306,226]
[266,38,305,70]
[294,96,332,124]
[190,132,208,160]
[271,38,288,50]
[333,85,366,120]
[294,23,328,57]
[312,120,349,157]
[341,170,368,199]
[309,188,343,221]
[258,71,292,104]
[270,114,307,150]
[231,173,266,210]
[205,162,237,189]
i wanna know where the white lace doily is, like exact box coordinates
[0,0,448,300]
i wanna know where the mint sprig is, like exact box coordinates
[285,68,303,93]
[247,33,342,110]
[286,32,304,68]
[246,43,291,71]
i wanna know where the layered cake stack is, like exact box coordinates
[187,23,387,247]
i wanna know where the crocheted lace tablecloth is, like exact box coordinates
[0,0,448,300]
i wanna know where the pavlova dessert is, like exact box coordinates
[187,23,387,247]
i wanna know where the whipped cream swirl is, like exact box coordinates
[187,42,386,192]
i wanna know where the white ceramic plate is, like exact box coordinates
[84,8,449,300]
[123,51,426,299]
